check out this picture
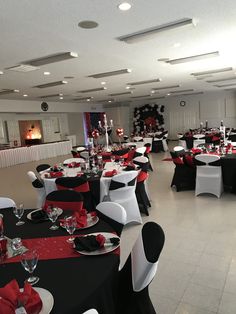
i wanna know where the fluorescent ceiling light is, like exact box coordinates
[127,78,161,86]
[169,89,194,94]
[165,51,219,65]
[0,89,19,95]
[79,87,107,93]
[191,67,233,76]
[206,76,236,83]
[23,52,78,66]
[88,68,131,78]
[118,2,132,11]
[214,83,236,88]
[34,80,68,88]
[5,64,39,72]
[177,91,204,96]
[23,94,28,97]
[73,97,93,101]
[0,71,3,75]
[44,71,51,75]
[109,91,132,96]
[118,18,194,44]
[152,84,180,90]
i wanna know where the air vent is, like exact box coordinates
[109,91,132,96]
[169,89,194,94]
[165,51,219,65]
[191,67,233,76]
[178,91,204,96]
[34,81,68,88]
[23,52,78,66]
[97,99,115,102]
[131,94,152,99]
[214,83,236,88]
[73,97,93,101]
[206,76,236,83]
[118,18,194,44]
[5,64,40,72]
[79,87,107,93]
[39,94,62,98]
[152,84,180,90]
[88,69,131,78]
[127,79,161,86]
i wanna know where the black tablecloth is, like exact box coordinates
[221,154,236,192]
[0,208,120,314]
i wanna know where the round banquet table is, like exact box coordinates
[0,208,120,314]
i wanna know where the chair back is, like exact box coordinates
[96,202,127,236]
[36,164,51,174]
[27,171,46,208]
[134,147,146,157]
[133,136,143,142]
[82,310,99,314]
[44,190,84,211]
[0,197,16,209]
[173,146,185,157]
[109,171,138,191]
[194,154,220,166]
[56,176,90,193]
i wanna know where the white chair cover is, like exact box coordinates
[96,202,127,226]
[0,197,16,209]
[27,171,46,208]
[193,134,206,148]
[82,309,99,314]
[63,158,85,164]
[135,147,146,156]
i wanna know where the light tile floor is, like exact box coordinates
[1,142,236,313]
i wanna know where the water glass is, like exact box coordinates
[21,249,39,285]
[11,237,23,252]
[111,155,116,165]
[64,216,77,243]
[13,204,25,226]
[46,206,59,230]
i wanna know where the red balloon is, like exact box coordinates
[116,128,124,137]
[92,129,100,139]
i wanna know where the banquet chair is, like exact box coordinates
[133,156,151,216]
[151,134,166,153]
[71,150,80,158]
[27,171,46,208]
[108,171,142,224]
[173,145,185,157]
[134,146,146,157]
[133,136,144,142]
[194,154,223,198]
[0,197,16,209]
[36,163,51,174]
[170,151,196,192]
[82,310,99,314]
[193,134,206,148]
[117,222,165,314]
[177,133,187,150]
[44,190,84,211]
[112,147,129,160]
[96,202,127,236]
[144,143,153,171]
[55,176,96,211]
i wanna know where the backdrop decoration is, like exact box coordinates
[133,104,165,134]
[98,114,113,151]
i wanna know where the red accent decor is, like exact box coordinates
[126,149,136,161]
[44,200,83,211]
[57,182,90,193]
[172,157,184,165]
[137,171,148,183]
[145,146,151,154]
[92,129,100,139]
[116,128,124,137]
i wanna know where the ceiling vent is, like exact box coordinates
[118,18,194,44]
[191,67,233,76]
[164,51,219,65]
[109,91,132,96]
[206,76,236,83]
[34,81,68,88]
[5,64,40,72]
[73,97,93,101]
[169,89,194,94]
[131,94,152,99]
[88,69,131,78]
[79,87,107,93]
[152,84,180,90]
[39,94,62,98]
[23,52,78,66]
[127,78,161,86]
[0,89,19,95]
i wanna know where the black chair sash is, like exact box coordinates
[32,179,44,188]
[194,159,221,166]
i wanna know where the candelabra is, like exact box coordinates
[98,114,113,151]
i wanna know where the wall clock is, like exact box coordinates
[41,102,49,111]
[180,100,186,107]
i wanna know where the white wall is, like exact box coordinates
[105,106,130,142]
[67,113,85,146]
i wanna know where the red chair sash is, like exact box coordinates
[137,171,148,182]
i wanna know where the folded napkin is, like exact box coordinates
[67,162,80,168]
[30,209,48,222]
[0,279,42,314]
[74,234,120,252]
[191,148,202,155]
[60,208,91,228]
[104,169,117,177]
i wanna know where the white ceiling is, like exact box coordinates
[1,0,236,105]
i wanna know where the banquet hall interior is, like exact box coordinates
[1,1,236,314]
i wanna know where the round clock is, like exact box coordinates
[41,102,49,112]
[180,100,186,107]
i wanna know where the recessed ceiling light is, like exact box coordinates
[108,100,112,103]
[23,94,28,97]
[59,96,63,100]
[151,90,155,94]
[0,71,3,75]
[87,98,91,102]
[118,2,132,11]
[167,93,170,96]
[173,42,181,48]
[78,20,99,29]
[44,71,50,75]
[14,89,20,93]
[101,81,106,85]
[59,93,63,96]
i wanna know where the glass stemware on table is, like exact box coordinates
[110,155,116,165]
[21,249,39,285]
[13,203,25,226]
[46,206,59,230]
[64,215,77,243]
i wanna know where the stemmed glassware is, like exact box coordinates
[64,216,77,243]
[110,155,116,165]
[13,204,25,226]
[21,249,39,285]
[46,206,59,230]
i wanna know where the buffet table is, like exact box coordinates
[0,208,120,314]
[0,141,72,168]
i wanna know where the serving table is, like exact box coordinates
[0,208,120,314]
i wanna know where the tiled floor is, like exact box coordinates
[1,143,236,313]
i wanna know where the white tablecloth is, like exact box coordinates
[0,141,72,168]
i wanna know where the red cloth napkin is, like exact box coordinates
[191,148,202,155]
[74,208,88,228]
[0,279,42,314]
[49,171,63,178]
[104,169,117,177]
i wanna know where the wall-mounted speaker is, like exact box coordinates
[41,102,49,111]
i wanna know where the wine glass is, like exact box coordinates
[119,157,124,167]
[21,249,39,285]
[13,204,25,226]
[64,216,77,243]
[110,155,116,165]
[46,206,59,230]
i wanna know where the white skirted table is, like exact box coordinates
[0,140,72,168]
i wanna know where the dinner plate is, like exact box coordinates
[27,208,63,221]
[74,232,120,256]
[20,287,54,314]
[60,214,99,230]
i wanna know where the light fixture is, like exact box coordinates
[78,21,98,29]
[164,51,219,65]
[34,80,68,88]
[79,87,107,93]
[14,89,20,93]
[152,84,180,90]
[118,18,194,44]
[0,71,3,75]
[101,81,106,85]
[88,68,131,78]
[86,98,91,102]
[131,94,152,99]
[206,76,236,83]
[40,93,62,98]
[23,94,28,97]
[118,2,132,11]
[215,83,236,88]
[169,89,194,94]
[5,64,39,72]
[191,67,233,76]
[59,97,63,100]
[0,89,19,95]
[73,97,93,101]
[127,78,161,86]
[23,52,78,66]
[109,91,132,96]
[44,71,51,75]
